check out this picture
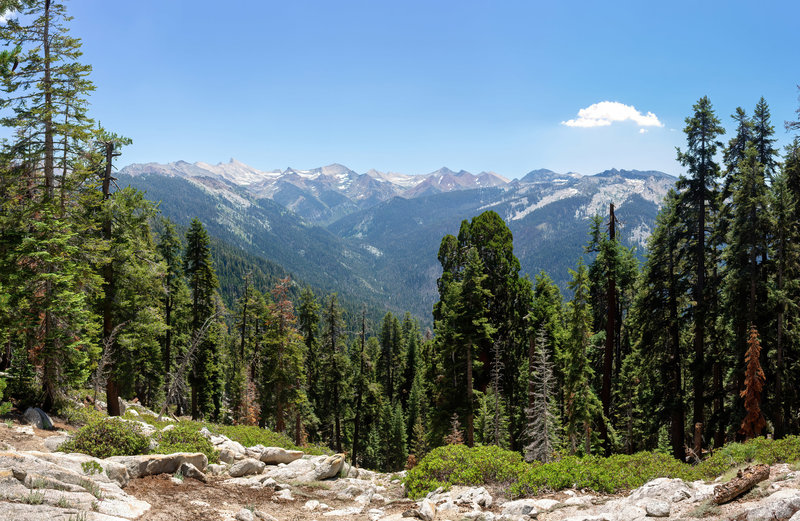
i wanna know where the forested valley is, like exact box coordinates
[3,0,800,479]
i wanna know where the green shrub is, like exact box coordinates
[404,444,527,498]
[154,422,219,463]
[126,412,173,430]
[0,377,12,416]
[405,437,800,499]
[207,423,330,456]
[696,436,800,478]
[58,418,149,459]
[81,460,104,475]
[58,402,107,426]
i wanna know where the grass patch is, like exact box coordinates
[404,436,800,499]
[55,496,73,508]
[22,490,45,504]
[79,478,103,500]
[687,500,721,518]
[153,421,219,463]
[125,411,174,430]
[58,402,107,426]
[205,423,330,455]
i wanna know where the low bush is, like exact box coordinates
[696,436,800,478]
[123,411,173,430]
[153,422,219,463]
[207,423,330,456]
[58,402,107,426]
[404,436,800,499]
[404,444,527,498]
[58,418,149,459]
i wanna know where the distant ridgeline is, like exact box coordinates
[118,162,675,319]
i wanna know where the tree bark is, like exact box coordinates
[601,203,616,455]
[102,142,120,417]
[669,224,685,461]
[713,464,769,504]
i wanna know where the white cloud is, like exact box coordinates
[562,101,663,129]
[0,10,17,24]
[639,128,648,134]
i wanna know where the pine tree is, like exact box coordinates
[320,293,349,452]
[786,86,800,132]
[377,400,408,471]
[297,286,322,440]
[562,259,601,454]
[585,204,631,454]
[526,327,558,462]
[770,144,800,438]
[260,277,307,438]
[444,413,464,445]
[399,313,420,408]
[378,312,403,403]
[351,307,370,466]
[103,187,167,408]
[156,218,191,405]
[183,218,221,420]
[740,326,766,439]
[676,96,725,448]
[0,0,105,410]
[722,147,771,433]
[751,97,779,179]
[631,190,688,459]
[434,211,530,450]
[410,416,429,460]
[458,248,496,446]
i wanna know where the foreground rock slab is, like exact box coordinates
[108,452,207,479]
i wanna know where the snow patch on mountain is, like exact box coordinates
[362,244,383,257]
[512,188,580,221]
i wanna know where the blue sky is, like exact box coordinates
[61,0,800,178]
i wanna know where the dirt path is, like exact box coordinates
[125,474,414,521]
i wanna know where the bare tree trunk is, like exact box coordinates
[99,141,121,417]
[276,385,285,433]
[713,465,769,505]
[585,423,591,455]
[40,0,56,412]
[693,422,703,460]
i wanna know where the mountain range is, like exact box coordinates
[118,159,677,318]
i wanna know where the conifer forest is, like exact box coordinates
[3,0,800,475]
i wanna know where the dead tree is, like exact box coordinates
[158,314,217,421]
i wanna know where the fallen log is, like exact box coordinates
[712,464,770,505]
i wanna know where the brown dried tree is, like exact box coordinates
[740,325,766,439]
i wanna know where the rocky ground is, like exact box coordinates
[2,415,800,521]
